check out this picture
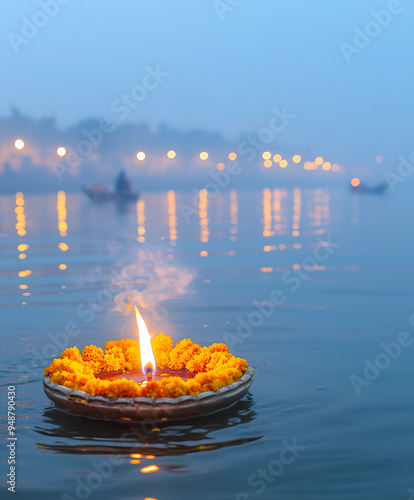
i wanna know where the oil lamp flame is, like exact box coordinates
[134,306,156,378]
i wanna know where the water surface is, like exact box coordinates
[0,187,413,500]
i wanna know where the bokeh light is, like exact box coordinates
[57,147,67,157]
[167,150,176,159]
[199,151,209,160]
[14,139,25,150]
[279,159,288,168]
[351,177,361,187]
[228,152,237,160]
[292,155,301,163]
[262,151,271,160]
[273,154,281,163]
[263,160,272,168]
[315,157,323,165]
[136,151,146,161]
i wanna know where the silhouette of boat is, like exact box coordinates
[82,186,139,202]
[349,181,388,194]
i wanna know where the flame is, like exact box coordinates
[134,306,156,377]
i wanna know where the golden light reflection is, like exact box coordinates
[167,150,176,159]
[130,453,142,459]
[57,191,67,236]
[351,177,361,187]
[260,267,273,273]
[140,465,159,474]
[262,188,273,237]
[262,151,271,160]
[57,147,67,157]
[322,192,330,222]
[292,187,301,237]
[292,155,301,163]
[273,154,281,163]
[199,189,209,243]
[216,162,225,171]
[263,160,272,168]
[199,151,209,160]
[14,139,25,150]
[167,190,177,242]
[15,193,26,236]
[322,161,331,171]
[58,242,68,251]
[312,189,323,227]
[272,188,282,233]
[279,159,288,168]
[230,189,238,241]
[200,250,208,257]
[136,199,146,243]
[315,157,323,166]
[331,163,340,172]
[228,152,237,161]
[15,193,29,296]
[136,151,146,161]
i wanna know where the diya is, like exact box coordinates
[43,307,254,421]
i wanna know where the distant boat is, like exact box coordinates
[82,186,139,202]
[349,178,388,194]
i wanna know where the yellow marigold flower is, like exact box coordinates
[103,346,126,372]
[153,333,173,369]
[60,346,82,362]
[141,380,164,398]
[81,345,105,373]
[186,378,203,395]
[169,338,201,370]
[44,336,248,399]
[160,377,189,398]
[186,347,211,373]
[206,351,232,371]
[208,343,230,353]
[124,345,141,371]
[106,378,142,398]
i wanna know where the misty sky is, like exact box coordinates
[1,0,413,168]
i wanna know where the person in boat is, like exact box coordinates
[115,170,131,197]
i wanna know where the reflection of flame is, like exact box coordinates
[134,306,156,377]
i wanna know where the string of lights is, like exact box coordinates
[10,138,344,171]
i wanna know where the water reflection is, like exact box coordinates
[136,199,146,243]
[229,189,238,242]
[167,190,177,243]
[199,188,209,243]
[4,188,334,306]
[262,188,272,237]
[292,187,301,237]
[36,395,260,459]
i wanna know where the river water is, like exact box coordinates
[0,186,413,500]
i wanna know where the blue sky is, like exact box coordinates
[1,0,413,168]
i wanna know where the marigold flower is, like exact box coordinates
[169,338,201,370]
[44,335,248,399]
